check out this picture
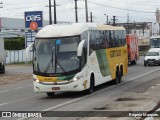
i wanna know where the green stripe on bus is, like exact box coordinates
[57,74,75,80]
[101,50,110,75]
[96,50,110,77]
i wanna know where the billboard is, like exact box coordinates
[25,32,37,48]
[24,11,43,30]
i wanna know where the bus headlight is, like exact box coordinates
[72,75,83,82]
[73,77,79,82]
[34,78,39,83]
[72,76,81,82]
[36,80,40,83]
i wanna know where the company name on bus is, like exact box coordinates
[110,50,121,58]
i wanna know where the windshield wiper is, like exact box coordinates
[56,60,66,72]
[43,50,54,73]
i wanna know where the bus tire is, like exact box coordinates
[86,75,94,94]
[114,69,120,84]
[46,92,55,97]
[118,70,122,83]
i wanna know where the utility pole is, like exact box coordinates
[104,14,108,25]
[90,12,93,23]
[74,0,78,23]
[46,0,52,25]
[111,16,117,26]
[49,0,52,25]
[53,0,57,24]
[46,0,59,25]
[85,0,89,22]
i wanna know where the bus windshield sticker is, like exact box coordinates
[56,39,61,45]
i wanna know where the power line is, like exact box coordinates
[88,1,155,14]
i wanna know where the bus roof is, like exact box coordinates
[35,23,125,38]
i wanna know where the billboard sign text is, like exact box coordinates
[25,11,43,29]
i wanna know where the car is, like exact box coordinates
[144,48,160,66]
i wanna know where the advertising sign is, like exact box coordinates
[24,11,43,29]
[25,32,37,48]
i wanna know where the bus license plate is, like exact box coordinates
[52,87,60,90]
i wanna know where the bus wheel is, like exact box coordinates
[46,92,55,97]
[118,70,122,83]
[86,75,94,94]
[114,70,120,84]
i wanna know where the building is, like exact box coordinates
[116,22,152,51]
[0,17,71,38]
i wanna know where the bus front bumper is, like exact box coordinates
[33,80,85,93]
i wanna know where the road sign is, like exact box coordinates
[30,22,38,31]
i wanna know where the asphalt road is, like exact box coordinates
[0,56,160,120]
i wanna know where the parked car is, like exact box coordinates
[144,48,160,66]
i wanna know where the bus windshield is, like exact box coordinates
[34,36,80,75]
[150,38,160,48]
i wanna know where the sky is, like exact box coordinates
[0,0,160,24]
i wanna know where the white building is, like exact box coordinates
[0,17,70,38]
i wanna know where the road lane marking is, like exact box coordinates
[0,90,9,94]
[127,67,160,82]
[43,97,85,111]
[13,86,24,90]
[0,84,32,94]
[0,103,8,106]
[0,94,41,107]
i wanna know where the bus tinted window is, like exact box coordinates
[89,30,126,54]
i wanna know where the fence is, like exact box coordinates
[5,49,33,64]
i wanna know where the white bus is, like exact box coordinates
[29,23,128,96]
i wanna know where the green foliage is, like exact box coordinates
[4,37,25,50]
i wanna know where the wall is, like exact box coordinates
[5,49,33,64]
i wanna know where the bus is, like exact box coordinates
[28,23,128,96]
[150,36,160,48]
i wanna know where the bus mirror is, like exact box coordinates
[26,43,34,59]
[77,40,85,57]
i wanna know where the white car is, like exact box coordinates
[144,48,160,66]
